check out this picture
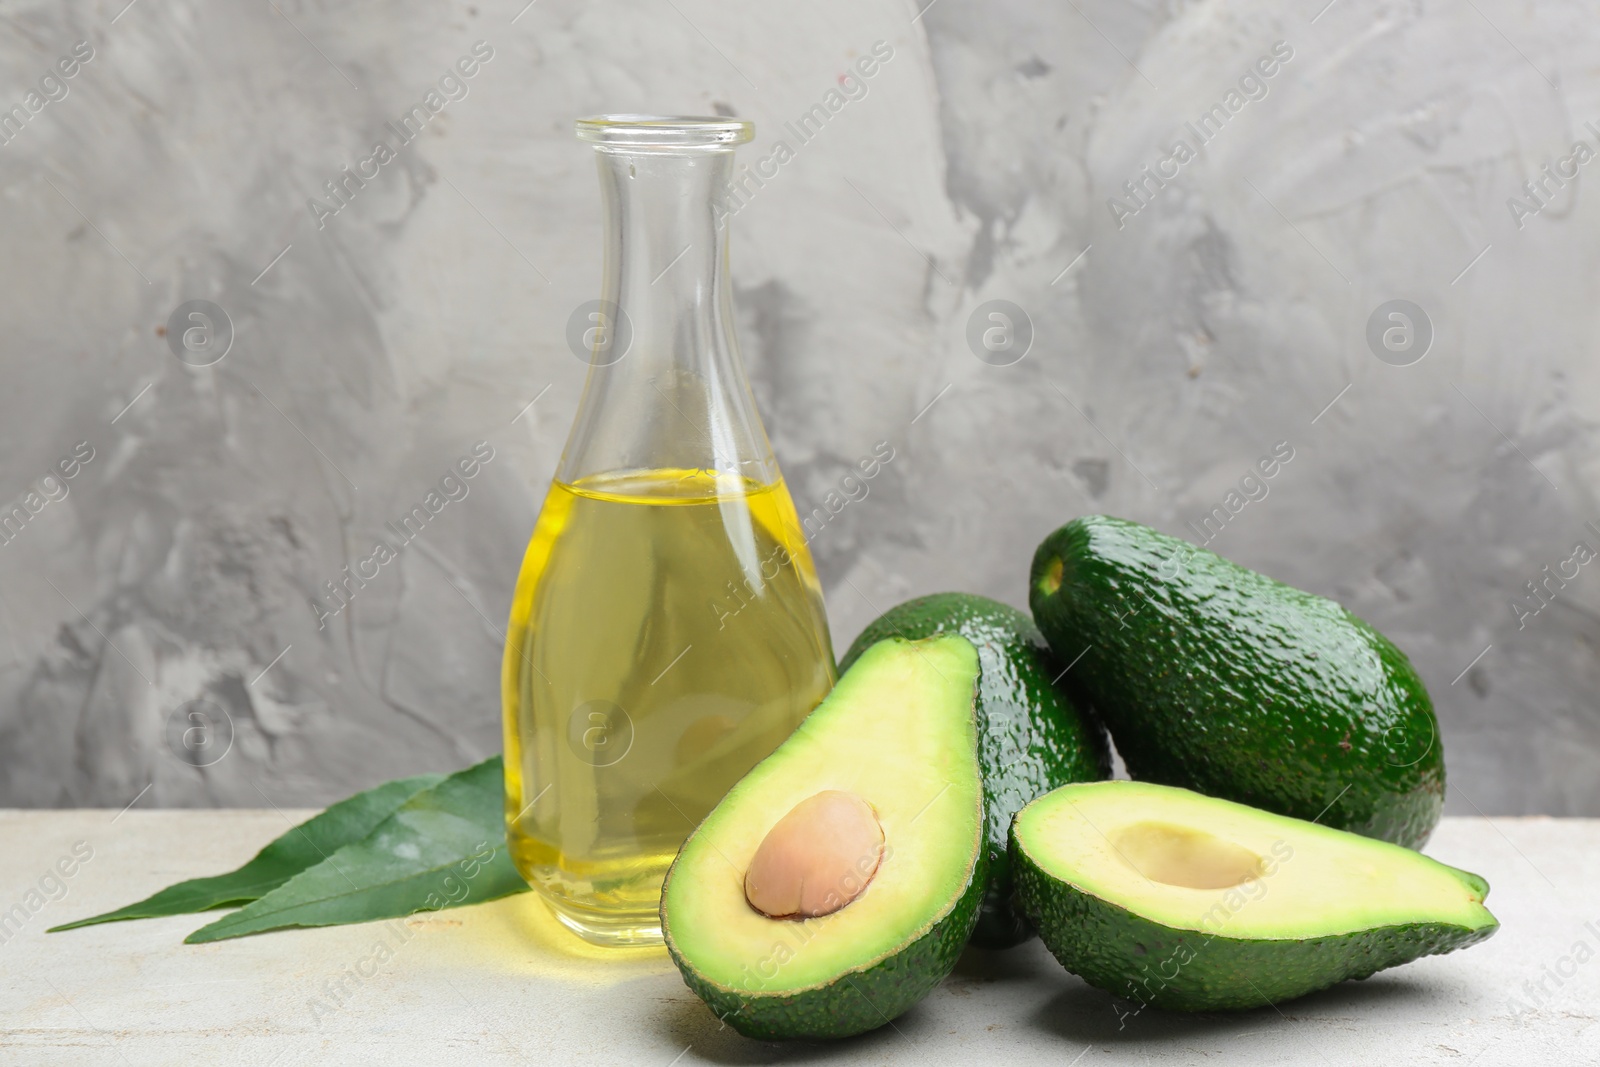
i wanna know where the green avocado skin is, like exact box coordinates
[1029,516,1444,849]
[1011,830,1497,1011]
[663,842,986,1040]
[839,593,1110,949]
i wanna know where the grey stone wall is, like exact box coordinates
[1,0,1594,813]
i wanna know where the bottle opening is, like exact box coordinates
[576,114,754,150]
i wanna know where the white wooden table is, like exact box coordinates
[1,812,1594,1065]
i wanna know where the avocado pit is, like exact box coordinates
[744,790,885,919]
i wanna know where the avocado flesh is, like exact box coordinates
[1013,781,1498,1011]
[840,592,1109,949]
[1030,515,1445,848]
[662,635,986,1040]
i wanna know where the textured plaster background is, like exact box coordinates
[0,0,1595,813]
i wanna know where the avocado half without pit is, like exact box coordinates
[661,635,987,1040]
[1012,781,1499,1011]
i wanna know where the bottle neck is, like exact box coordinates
[602,147,728,363]
[556,146,777,491]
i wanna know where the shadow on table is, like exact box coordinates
[656,970,1444,1063]
[1029,970,1443,1045]
[654,993,913,1065]
[647,932,1452,1059]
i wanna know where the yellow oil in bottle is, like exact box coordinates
[502,467,834,944]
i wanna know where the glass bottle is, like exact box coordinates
[502,116,836,946]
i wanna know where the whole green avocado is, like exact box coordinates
[840,593,1110,948]
[1028,515,1444,849]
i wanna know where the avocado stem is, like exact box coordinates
[1038,557,1064,597]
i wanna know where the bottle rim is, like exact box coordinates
[575,114,754,149]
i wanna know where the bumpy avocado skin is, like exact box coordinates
[1011,824,1496,1010]
[839,593,1110,949]
[1028,516,1444,849]
[663,846,987,1040]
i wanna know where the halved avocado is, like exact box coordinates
[661,635,986,1040]
[839,592,1110,949]
[1012,781,1498,1011]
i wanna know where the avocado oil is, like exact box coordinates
[503,469,832,945]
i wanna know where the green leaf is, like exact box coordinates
[48,772,447,933]
[184,755,528,943]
